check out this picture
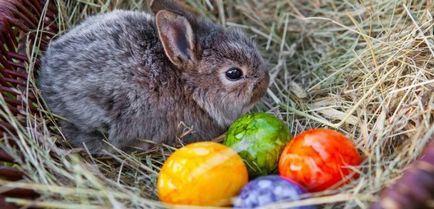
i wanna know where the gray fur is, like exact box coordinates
[38,3,269,154]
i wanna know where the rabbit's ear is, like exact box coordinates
[156,10,196,67]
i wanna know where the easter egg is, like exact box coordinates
[234,175,315,209]
[224,112,291,177]
[157,142,248,206]
[279,128,362,192]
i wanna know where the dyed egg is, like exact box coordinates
[279,128,362,192]
[234,175,315,209]
[224,112,291,177]
[157,142,248,206]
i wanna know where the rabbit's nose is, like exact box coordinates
[250,73,269,104]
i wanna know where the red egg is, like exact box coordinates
[278,128,362,192]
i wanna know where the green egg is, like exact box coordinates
[224,112,292,178]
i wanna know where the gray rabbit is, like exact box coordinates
[38,0,269,154]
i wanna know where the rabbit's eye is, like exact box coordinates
[225,67,243,81]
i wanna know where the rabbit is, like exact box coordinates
[38,0,269,154]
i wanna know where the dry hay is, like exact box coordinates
[1,0,433,208]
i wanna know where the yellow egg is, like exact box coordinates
[157,142,249,206]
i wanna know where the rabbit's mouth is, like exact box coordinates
[250,73,270,104]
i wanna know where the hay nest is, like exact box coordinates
[1,0,433,208]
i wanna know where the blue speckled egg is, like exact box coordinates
[234,175,316,209]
